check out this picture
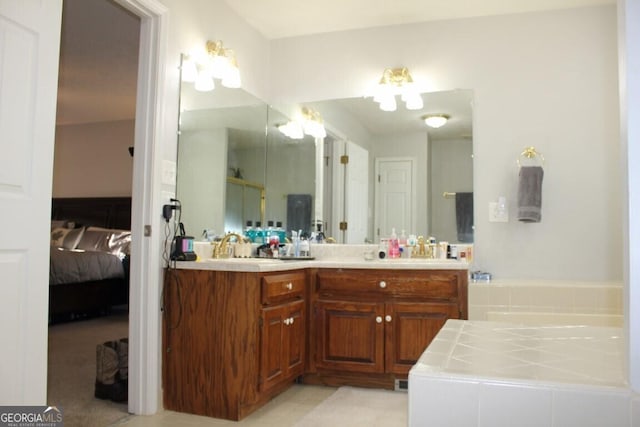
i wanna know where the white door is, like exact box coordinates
[374,158,415,240]
[0,0,63,404]
[331,140,369,243]
[344,141,369,243]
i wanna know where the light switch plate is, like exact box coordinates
[489,202,509,222]
[162,160,176,185]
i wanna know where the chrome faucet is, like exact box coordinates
[213,232,248,258]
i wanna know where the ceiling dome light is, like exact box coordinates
[422,114,450,128]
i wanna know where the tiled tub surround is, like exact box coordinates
[469,280,623,327]
[409,320,638,427]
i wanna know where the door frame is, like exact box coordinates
[111,0,167,415]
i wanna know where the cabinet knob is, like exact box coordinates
[286,282,293,290]
[385,315,392,322]
[379,281,387,288]
[376,316,383,323]
[290,317,294,324]
[284,318,290,325]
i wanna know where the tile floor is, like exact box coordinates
[114,384,399,427]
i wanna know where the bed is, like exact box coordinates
[49,197,132,322]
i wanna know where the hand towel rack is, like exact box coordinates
[517,146,544,167]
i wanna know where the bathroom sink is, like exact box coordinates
[202,257,279,263]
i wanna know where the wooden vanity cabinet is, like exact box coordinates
[309,268,467,387]
[162,268,307,421]
[259,273,306,393]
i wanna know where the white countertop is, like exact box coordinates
[175,257,469,272]
[178,242,470,272]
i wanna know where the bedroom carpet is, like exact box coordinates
[48,309,129,427]
[292,386,408,427]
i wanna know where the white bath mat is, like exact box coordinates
[293,386,407,427]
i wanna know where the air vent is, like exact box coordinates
[394,379,408,392]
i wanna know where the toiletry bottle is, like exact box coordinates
[266,220,274,245]
[244,221,254,243]
[254,221,264,244]
[388,228,400,258]
[399,229,407,246]
[291,230,300,257]
[275,221,286,244]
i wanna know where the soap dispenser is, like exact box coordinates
[388,228,400,258]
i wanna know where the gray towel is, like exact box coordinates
[517,166,544,222]
[455,192,474,242]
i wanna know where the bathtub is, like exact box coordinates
[406,280,636,426]
[408,319,638,427]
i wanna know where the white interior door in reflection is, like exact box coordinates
[375,158,416,240]
[330,140,369,243]
[344,142,369,244]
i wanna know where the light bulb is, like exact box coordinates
[194,67,214,92]
[379,96,397,112]
[404,94,424,110]
[181,58,197,83]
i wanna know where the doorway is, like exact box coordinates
[374,157,416,241]
[52,0,173,417]
[50,0,140,421]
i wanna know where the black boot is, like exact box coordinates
[95,340,127,402]
[117,337,128,396]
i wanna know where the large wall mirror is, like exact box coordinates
[176,54,473,244]
[309,89,473,244]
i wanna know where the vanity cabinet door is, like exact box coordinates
[315,300,385,373]
[259,299,305,392]
[385,302,460,375]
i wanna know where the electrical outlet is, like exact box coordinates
[489,202,509,222]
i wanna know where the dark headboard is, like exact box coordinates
[51,197,132,230]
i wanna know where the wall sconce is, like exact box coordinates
[278,107,327,140]
[372,67,423,112]
[181,40,241,91]
[422,114,450,128]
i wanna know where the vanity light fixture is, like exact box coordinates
[422,114,450,128]
[181,40,242,92]
[278,107,327,140]
[372,67,424,112]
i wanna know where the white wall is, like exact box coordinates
[176,128,227,237]
[53,120,134,196]
[269,6,620,281]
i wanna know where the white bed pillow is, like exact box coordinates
[51,227,85,249]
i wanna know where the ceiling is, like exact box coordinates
[56,0,614,128]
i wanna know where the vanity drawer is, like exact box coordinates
[316,269,462,300]
[261,272,306,304]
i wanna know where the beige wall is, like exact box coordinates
[53,120,134,197]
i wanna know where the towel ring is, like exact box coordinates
[517,146,544,167]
